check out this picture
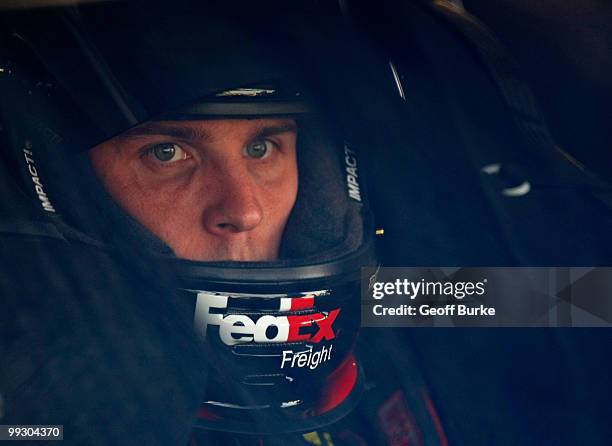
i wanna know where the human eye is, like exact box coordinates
[143,142,191,164]
[244,138,276,160]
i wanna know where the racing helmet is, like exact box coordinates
[0,1,376,434]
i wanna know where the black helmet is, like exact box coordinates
[0,1,376,434]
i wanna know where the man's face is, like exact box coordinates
[89,118,298,261]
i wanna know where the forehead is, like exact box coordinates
[114,118,297,143]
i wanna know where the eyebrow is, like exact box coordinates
[115,122,212,142]
[249,121,297,140]
[115,120,297,143]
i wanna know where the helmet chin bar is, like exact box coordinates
[180,281,365,434]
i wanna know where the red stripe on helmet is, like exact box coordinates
[290,296,315,311]
[313,353,358,414]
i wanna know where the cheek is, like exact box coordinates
[89,147,196,230]
[261,159,299,230]
[117,175,199,239]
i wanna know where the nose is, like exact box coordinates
[201,164,264,236]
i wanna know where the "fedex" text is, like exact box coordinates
[194,293,340,346]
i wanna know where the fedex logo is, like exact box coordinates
[193,292,340,346]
